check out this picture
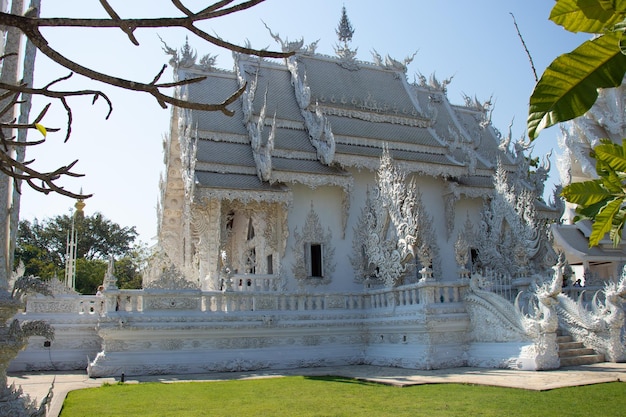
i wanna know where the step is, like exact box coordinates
[558,341,585,351]
[559,347,596,358]
[560,354,605,367]
[557,335,573,343]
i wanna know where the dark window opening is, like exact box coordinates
[245,248,256,274]
[247,218,255,240]
[470,248,479,272]
[267,254,273,275]
[310,243,322,277]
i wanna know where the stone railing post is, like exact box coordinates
[419,284,436,305]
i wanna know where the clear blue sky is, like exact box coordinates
[18,1,587,244]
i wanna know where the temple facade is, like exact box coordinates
[150,15,558,294]
[17,12,624,379]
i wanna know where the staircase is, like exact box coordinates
[557,334,605,367]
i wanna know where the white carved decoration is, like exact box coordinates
[462,93,493,128]
[190,198,223,290]
[371,49,416,73]
[144,262,200,290]
[292,202,335,286]
[557,270,626,362]
[334,44,359,71]
[102,256,118,290]
[454,214,474,279]
[415,72,453,96]
[157,100,198,282]
[0,265,54,416]
[465,263,561,370]
[195,187,291,206]
[355,148,439,287]
[317,104,431,127]
[236,59,276,182]
[443,189,458,240]
[264,22,319,54]
[218,200,287,290]
[285,56,336,165]
[44,276,78,295]
[473,161,553,276]
[558,79,626,182]
[160,36,217,71]
[251,110,276,182]
[350,187,381,285]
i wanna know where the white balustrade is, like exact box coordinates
[23,281,470,316]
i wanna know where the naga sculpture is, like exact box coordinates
[557,273,626,362]
[0,263,54,416]
[465,261,562,370]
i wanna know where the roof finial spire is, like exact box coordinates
[336,6,354,45]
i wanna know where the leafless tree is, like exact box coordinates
[0,0,292,199]
[0,0,293,285]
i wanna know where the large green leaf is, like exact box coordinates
[528,32,626,140]
[575,196,615,220]
[600,170,624,193]
[550,0,626,33]
[589,197,623,245]
[593,140,626,172]
[561,179,615,205]
[609,208,626,245]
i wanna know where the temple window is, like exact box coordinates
[292,203,335,285]
[307,243,324,278]
[267,254,273,275]
[245,248,256,274]
[226,210,234,230]
[247,217,255,240]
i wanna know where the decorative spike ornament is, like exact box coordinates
[336,6,354,44]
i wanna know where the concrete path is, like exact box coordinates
[8,362,626,417]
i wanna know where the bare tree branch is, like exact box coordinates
[98,0,139,45]
[0,0,293,199]
[510,13,538,83]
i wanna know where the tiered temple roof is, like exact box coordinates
[175,45,531,200]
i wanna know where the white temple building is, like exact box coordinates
[12,10,626,377]
[152,12,558,293]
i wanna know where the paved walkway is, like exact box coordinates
[8,362,626,417]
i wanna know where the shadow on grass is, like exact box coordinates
[303,375,392,387]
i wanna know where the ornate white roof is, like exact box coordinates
[173,49,528,197]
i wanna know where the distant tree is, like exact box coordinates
[15,211,144,293]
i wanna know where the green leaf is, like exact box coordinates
[609,208,626,245]
[593,141,626,172]
[550,0,626,33]
[528,32,626,139]
[600,170,624,193]
[561,179,614,205]
[619,25,626,53]
[614,0,626,12]
[575,195,615,218]
[589,197,623,245]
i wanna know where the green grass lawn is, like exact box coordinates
[59,376,626,417]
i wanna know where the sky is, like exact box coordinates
[17,0,588,245]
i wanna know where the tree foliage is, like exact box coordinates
[528,0,626,140]
[530,1,626,247]
[15,212,144,293]
[562,139,626,246]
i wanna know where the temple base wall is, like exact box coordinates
[10,281,568,377]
